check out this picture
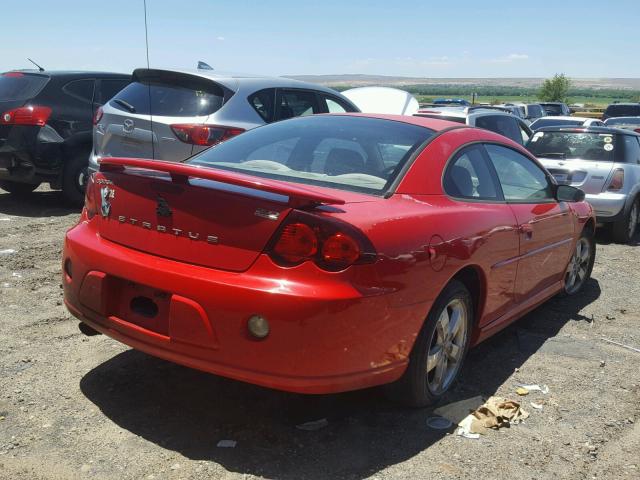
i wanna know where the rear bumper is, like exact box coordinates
[63,221,419,394]
[0,124,65,184]
[585,192,626,222]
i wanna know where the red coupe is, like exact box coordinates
[63,114,596,406]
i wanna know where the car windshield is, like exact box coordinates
[527,131,617,161]
[0,72,49,102]
[188,115,434,195]
[604,116,640,126]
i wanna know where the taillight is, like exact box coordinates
[0,105,51,126]
[267,210,376,271]
[84,174,97,219]
[170,124,245,146]
[607,169,624,191]
[634,128,640,134]
[93,107,103,125]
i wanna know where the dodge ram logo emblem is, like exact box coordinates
[156,197,172,217]
[100,186,114,218]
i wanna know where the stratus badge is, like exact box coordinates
[100,186,115,218]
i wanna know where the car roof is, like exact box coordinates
[416,106,514,118]
[131,68,342,95]
[4,69,129,79]
[535,125,639,136]
[335,113,470,132]
[539,102,566,105]
[533,116,589,121]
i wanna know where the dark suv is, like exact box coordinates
[602,103,640,121]
[0,70,130,204]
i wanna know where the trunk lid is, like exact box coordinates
[93,158,358,272]
[538,157,614,194]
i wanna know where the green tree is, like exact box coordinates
[538,74,571,102]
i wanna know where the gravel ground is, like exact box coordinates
[0,186,639,480]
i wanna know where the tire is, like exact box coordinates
[0,180,40,196]
[62,150,90,207]
[563,227,596,296]
[386,280,473,407]
[611,198,639,244]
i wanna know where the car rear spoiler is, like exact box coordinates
[98,157,346,208]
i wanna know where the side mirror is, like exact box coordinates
[556,185,585,202]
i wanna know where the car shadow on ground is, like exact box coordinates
[0,190,79,218]
[594,226,640,246]
[80,279,601,479]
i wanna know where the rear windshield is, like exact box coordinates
[188,115,434,195]
[531,119,582,129]
[540,104,563,115]
[0,73,49,102]
[605,104,640,117]
[604,116,640,126]
[110,81,224,117]
[527,131,618,161]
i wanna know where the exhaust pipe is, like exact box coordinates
[78,322,101,336]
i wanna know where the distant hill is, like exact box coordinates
[286,74,640,90]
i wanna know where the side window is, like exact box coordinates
[623,135,640,163]
[63,79,95,104]
[320,95,353,113]
[443,145,500,200]
[98,79,130,105]
[475,115,522,145]
[248,88,276,123]
[276,90,320,120]
[485,144,554,202]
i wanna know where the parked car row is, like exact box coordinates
[0,68,358,205]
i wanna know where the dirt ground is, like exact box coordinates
[0,186,639,480]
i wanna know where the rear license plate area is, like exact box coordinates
[108,278,171,335]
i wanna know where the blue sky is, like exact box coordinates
[2,0,638,77]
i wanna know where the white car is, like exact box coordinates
[414,106,533,146]
[530,116,604,130]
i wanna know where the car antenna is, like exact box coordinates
[197,61,213,70]
[27,58,45,72]
[142,0,155,160]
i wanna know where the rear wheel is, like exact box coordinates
[386,280,472,407]
[62,150,89,206]
[0,180,40,196]
[563,228,596,295]
[612,198,639,244]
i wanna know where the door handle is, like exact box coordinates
[519,223,534,239]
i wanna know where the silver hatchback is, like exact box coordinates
[527,126,640,242]
[89,68,358,173]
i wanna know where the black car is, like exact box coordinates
[539,102,571,116]
[602,103,640,121]
[0,70,130,204]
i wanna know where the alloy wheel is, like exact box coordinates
[426,298,468,394]
[565,237,591,294]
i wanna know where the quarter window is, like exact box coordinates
[98,79,130,105]
[249,88,276,123]
[443,145,500,200]
[485,144,553,202]
[64,79,95,103]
